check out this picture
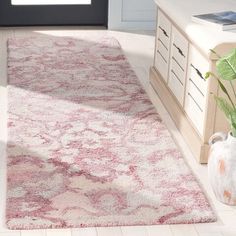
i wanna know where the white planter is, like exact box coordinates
[208,132,236,205]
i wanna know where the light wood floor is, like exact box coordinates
[0,27,236,236]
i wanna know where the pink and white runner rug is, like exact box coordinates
[7,36,216,229]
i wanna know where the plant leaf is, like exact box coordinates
[210,49,221,59]
[229,110,236,137]
[206,71,236,109]
[205,72,231,100]
[217,78,235,108]
[216,48,236,81]
[205,72,211,79]
[214,96,234,119]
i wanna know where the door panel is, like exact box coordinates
[0,0,108,26]
[122,0,155,22]
[108,0,155,30]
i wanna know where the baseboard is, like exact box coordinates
[108,21,155,31]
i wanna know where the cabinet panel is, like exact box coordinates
[154,10,171,82]
[185,92,205,135]
[170,57,185,85]
[156,38,169,62]
[188,46,209,96]
[170,26,188,70]
[157,11,171,47]
[168,69,185,104]
[168,26,188,106]
[188,79,205,110]
[155,51,169,82]
[184,45,209,136]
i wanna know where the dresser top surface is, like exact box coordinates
[154,0,236,56]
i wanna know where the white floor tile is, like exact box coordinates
[196,225,236,236]
[21,230,46,236]
[46,229,71,236]
[194,223,223,234]
[71,227,97,236]
[0,232,21,236]
[170,225,198,236]
[222,230,236,236]
[121,226,148,236]
[213,200,236,212]
[146,225,172,236]
[198,233,223,236]
[218,211,236,226]
[220,226,236,236]
[96,227,122,236]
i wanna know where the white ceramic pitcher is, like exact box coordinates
[208,132,236,205]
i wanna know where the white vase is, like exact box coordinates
[208,132,236,205]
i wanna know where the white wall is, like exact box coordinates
[108,0,156,30]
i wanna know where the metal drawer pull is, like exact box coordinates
[173,43,185,58]
[157,50,167,63]
[190,64,205,80]
[188,92,203,112]
[171,69,183,85]
[189,78,205,97]
[159,26,169,38]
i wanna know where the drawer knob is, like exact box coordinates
[159,26,169,38]
[173,43,185,58]
[191,64,205,80]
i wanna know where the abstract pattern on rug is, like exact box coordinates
[6,36,216,229]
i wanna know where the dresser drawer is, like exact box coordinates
[155,50,169,82]
[167,27,188,106]
[156,37,169,62]
[188,46,209,96]
[157,10,171,49]
[168,69,184,105]
[170,56,185,85]
[154,10,171,82]
[185,91,205,136]
[184,45,209,136]
[170,26,188,71]
[188,78,206,110]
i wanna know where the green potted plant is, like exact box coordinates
[206,48,236,205]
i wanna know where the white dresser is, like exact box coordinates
[150,0,236,163]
